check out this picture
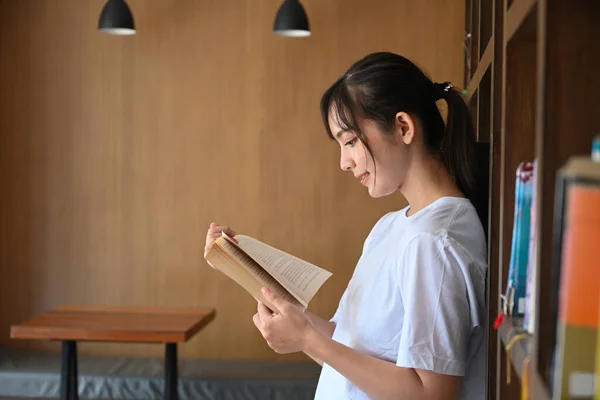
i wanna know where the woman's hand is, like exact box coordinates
[204,222,237,265]
[253,287,318,354]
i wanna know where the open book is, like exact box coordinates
[205,233,332,312]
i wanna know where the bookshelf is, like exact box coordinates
[464,0,600,399]
[498,317,531,380]
[498,317,551,399]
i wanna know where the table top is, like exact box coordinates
[10,306,216,343]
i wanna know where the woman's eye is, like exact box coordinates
[344,138,357,147]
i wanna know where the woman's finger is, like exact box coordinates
[257,301,273,321]
[252,313,262,331]
[211,226,236,237]
[204,223,238,261]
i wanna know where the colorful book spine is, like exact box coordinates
[552,182,600,399]
[524,160,538,332]
[504,163,522,315]
[504,162,534,316]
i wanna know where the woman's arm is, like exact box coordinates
[254,288,462,400]
[304,329,461,400]
[303,310,335,365]
[305,310,335,338]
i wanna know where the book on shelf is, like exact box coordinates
[524,159,538,333]
[503,161,534,317]
[205,232,332,313]
[548,155,600,399]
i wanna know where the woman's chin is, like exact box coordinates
[368,186,396,199]
[367,187,383,198]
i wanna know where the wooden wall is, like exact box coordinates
[0,0,464,361]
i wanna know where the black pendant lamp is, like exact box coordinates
[98,0,136,35]
[273,0,311,37]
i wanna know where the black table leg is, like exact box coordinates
[61,340,78,400]
[164,343,178,400]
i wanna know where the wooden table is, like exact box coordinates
[10,306,216,400]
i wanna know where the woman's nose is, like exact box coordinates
[340,154,355,171]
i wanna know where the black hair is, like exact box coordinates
[319,51,477,201]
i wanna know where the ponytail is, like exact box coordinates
[439,85,477,201]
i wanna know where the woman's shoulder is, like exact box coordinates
[365,200,467,243]
[423,201,486,263]
[363,198,486,257]
[407,197,481,233]
[401,198,487,260]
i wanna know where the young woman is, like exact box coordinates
[204,52,487,400]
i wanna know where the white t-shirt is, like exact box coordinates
[314,196,487,400]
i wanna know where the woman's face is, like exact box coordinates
[329,111,414,198]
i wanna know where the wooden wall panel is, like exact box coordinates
[0,0,464,360]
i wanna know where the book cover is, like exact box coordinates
[551,157,600,399]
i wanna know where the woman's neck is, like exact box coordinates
[400,155,463,216]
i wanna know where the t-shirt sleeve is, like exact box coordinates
[396,233,471,376]
[329,290,346,325]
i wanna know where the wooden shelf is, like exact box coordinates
[466,37,493,101]
[498,317,531,378]
[530,363,551,400]
[499,317,551,400]
[505,0,537,42]
[467,0,600,398]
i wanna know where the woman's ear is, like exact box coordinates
[394,112,415,145]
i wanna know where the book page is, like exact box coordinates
[232,235,332,306]
[218,239,302,308]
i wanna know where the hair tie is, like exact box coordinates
[432,81,453,101]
